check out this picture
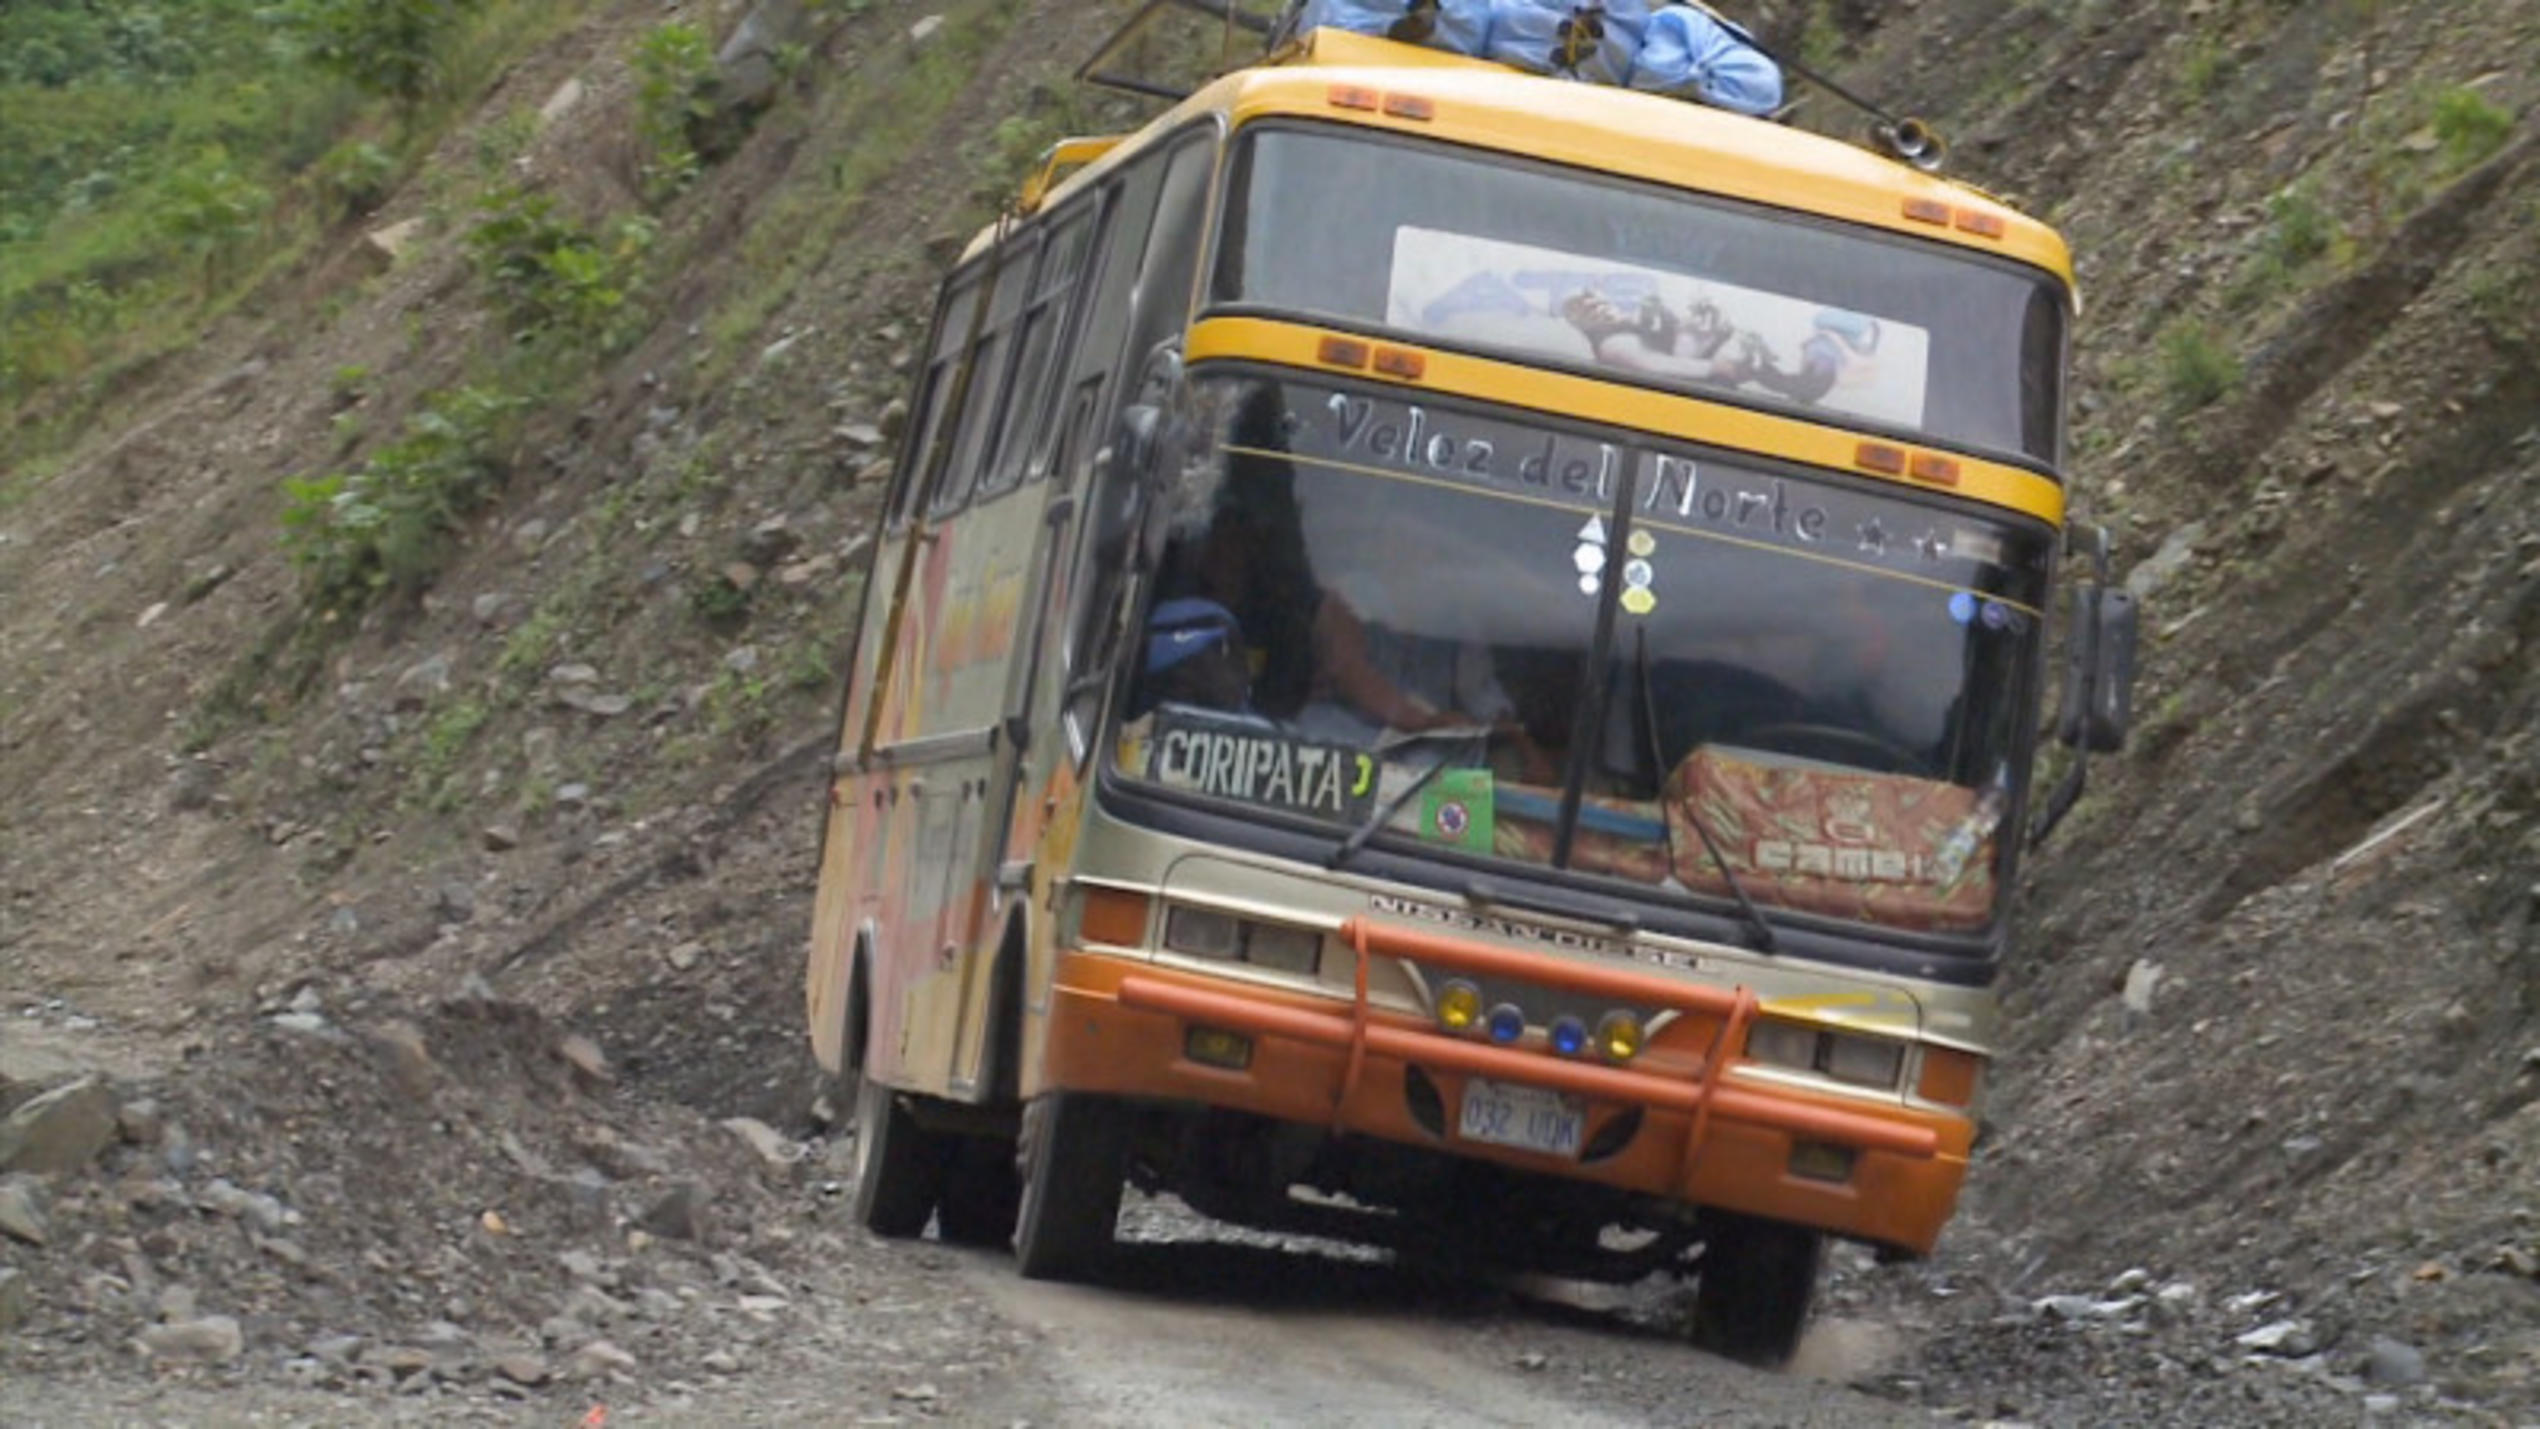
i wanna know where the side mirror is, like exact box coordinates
[2055,585,2139,753]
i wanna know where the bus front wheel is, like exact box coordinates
[850,1073,948,1238]
[1013,1093,1126,1282]
[1691,1211,1823,1367]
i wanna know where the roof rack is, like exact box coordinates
[1076,1,1947,172]
[1078,0,1285,102]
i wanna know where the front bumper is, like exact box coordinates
[1041,915,1972,1254]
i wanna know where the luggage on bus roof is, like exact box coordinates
[1289,0,1783,117]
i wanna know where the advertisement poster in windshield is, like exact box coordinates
[1385,227,1933,432]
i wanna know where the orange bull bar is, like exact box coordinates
[1109,916,1940,1186]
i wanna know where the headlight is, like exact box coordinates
[1747,1019,1818,1071]
[1161,905,1323,974]
[1821,1034,1905,1089]
[1745,1018,1907,1091]
[1244,922,1321,974]
[1163,906,1243,959]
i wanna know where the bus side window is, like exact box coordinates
[1051,136,1203,758]
[933,237,1039,517]
[986,204,1099,497]
[1121,135,1217,371]
[887,279,979,527]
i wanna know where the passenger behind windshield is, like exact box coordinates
[1138,394,1554,781]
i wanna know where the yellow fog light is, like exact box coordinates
[1436,979,1483,1033]
[1788,1140,1857,1184]
[1595,1010,1645,1063]
[1184,1026,1253,1071]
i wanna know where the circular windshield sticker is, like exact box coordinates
[1948,591,1977,625]
[1627,529,1656,557]
[1623,558,1654,588]
[1621,587,1657,615]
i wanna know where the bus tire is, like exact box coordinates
[1013,1093,1126,1282]
[850,1072,948,1239]
[1691,1211,1822,1367]
[935,1134,1023,1248]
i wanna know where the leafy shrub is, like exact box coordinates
[464,186,656,344]
[286,0,483,103]
[2432,86,2512,172]
[312,137,398,218]
[632,22,717,204]
[281,383,524,612]
[2159,321,2242,412]
[155,148,272,288]
[2226,181,2340,310]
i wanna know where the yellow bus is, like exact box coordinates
[807,7,2136,1364]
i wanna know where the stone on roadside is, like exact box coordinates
[2236,1318,2316,1356]
[0,1266,28,1332]
[0,1076,121,1175]
[361,218,426,272]
[483,823,522,853]
[721,1116,800,1168]
[0,1174,53,1246]
[570,1338,638,1381]
[116,1097,164,1147]
[2363,1336,2427,1387]
[496,1354,553,1387]
[557,1034,611,1086]
[141,1315,245,1364]
[637,1182,710,1241]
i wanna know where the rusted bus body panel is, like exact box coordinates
[806,467,1064,1098]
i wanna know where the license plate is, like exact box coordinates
[1457,1079,1584,1157]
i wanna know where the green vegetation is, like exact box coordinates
[464,186,657,345]
[2430,85,2512,173]
[2226,181,2342,311]
[288,0,484,104]
[0,0,592,472]
[280,384,526,615]
[700,0,1031,377]
[412,696,491,809]
[2177,34,2235,101]
[2158,320,2242,412]
[632,21,719,204]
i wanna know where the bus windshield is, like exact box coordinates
[1111,373,2054,937]
[1212,124,2068,467]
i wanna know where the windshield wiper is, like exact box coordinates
[1636,627,1777,955]
[1326,742,1458,871]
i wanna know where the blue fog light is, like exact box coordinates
[1549,1015,1588,1057]
[1485,1003,1526,1044]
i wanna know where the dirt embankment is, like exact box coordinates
[5,0,2539,1423]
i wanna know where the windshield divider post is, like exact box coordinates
[1549,456,1644,871]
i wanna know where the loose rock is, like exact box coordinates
[0,1173,52,1245]
[140,1315,245,1364]
[0,1075,121,1175]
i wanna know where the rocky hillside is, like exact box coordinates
[3,0,2536,1420]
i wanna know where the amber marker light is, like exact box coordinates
[1372,347,1426,380]
[1318,335,1371,369]
[1381,93,1435,120]
[1917,1046,1985,1107]
[1077,886,1152,948]
[1327,84,1379,112]
[1855,442,1907,475]
[1436,978,1483,1033]
[1595,1010,1645,1063]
